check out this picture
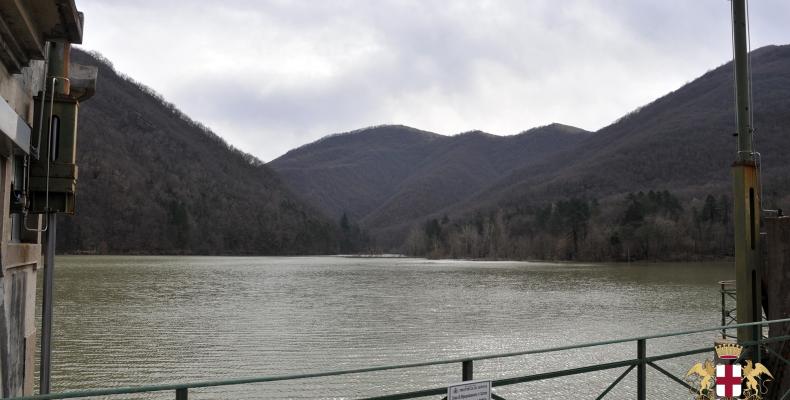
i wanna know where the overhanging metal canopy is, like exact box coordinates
[0,0,83,73]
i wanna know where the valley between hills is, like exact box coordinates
[65,44,790,261]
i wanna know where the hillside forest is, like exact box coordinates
[63,43,790,261]
[272,45,790,262]
[401,191,742,261]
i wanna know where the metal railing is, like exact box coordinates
[11,318,790,400]
[719,280,772,343]
[720,280,737,339]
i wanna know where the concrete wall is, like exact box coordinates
[0,54,45,397]
[763,216,790,399]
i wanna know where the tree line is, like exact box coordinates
[402,190,734,261]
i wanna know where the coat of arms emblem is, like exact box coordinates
[685,343,773,399]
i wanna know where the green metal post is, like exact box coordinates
[637,339,646,400]
[175,388,187,400]
[39,39,70,396]
[732,0,753,161]
[39,214,56,395]
[730,0,763,347]
[721,282,727,339]
[462,360,473,381]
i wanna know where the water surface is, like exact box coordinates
[37,256,732,399]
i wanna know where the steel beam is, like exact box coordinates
[39,214,56,394]
[732,163,762,344]
[731,0,753,161]
[730,0,763,348]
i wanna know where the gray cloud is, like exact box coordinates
[77,0,790,161]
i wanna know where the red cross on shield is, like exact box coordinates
[715,364,742,398]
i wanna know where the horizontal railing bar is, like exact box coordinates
[742,334,790,347]
[9,318,790,400]
[359,387,447,400]
[361,344,767,400]
[492,358,638,386]
[359,387,445,400]
[368,346,721,400]
[644,347,710,363]
[363,359,641,400]
[366,348,712,400]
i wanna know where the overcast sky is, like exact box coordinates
[76,1,789,162]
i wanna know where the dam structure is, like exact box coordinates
[0,0,93,397]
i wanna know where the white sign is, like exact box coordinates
[447,380,491,400]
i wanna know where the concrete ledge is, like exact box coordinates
[3,243,40,270]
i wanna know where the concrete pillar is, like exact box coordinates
[762,216,790,399]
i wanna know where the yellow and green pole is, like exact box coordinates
[730,0,762,346]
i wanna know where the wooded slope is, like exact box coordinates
[59,49,337,254]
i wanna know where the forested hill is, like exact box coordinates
[270,44,790,260]
[270,123,590,245]
[58,49,337,254]
[57,43,790,260]
[464,44,790,211]
[406,44,790,261]
[270,125,446,222]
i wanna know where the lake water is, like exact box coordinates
[37,256,733,399]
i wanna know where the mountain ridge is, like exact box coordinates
[270,122,592,245]
[63,43,790,259]
[270,44,790,253]
[60,49,338,255]
[465,43,790,212]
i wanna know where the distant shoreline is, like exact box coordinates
[58,252,733,263]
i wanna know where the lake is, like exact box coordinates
[37,256,733,399]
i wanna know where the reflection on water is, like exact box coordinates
[37,256,732,399]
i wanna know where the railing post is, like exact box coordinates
[753,327,761,364]
[721,281,727,339]
[176,388,188,400]
[637,339,646,400]
[462,360,473,381]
